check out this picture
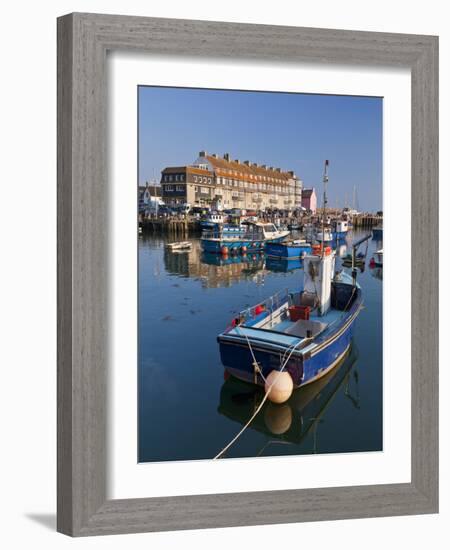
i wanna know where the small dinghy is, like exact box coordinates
[166,241,192,251]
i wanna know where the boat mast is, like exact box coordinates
[321,160,329,257]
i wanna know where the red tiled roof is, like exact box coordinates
[162,166,211,175]
[205,155,294,184]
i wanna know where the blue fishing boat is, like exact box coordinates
[217,253,362,389]
[217,161,367,397]
[266,239,312,260]
[201,222,289,254]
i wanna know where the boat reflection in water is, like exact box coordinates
[265,256,302,273]
[201,251,264,268]
[217,346,359,454]
[370,266,383,281]
[162,239,267,288]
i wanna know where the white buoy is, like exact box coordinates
[265,370,293,404]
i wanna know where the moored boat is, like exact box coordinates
[166,241,192,251]
[201,222,289,254]
[265,239,312,260]
[217,250,362,390]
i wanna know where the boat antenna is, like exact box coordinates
[321,160,329,257]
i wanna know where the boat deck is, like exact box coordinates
[228,307,344,346]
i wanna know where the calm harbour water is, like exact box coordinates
[138,230,383,462]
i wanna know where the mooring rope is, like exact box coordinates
[236,326,267,384]
[213,338,304,460]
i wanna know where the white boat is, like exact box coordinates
[166,241,192,251]
[248,222,290,242]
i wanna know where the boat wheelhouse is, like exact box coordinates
[334,219,349,239]
[315,226,334,243]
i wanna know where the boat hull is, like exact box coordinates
[266,241,311,259]
[334,230,348,239]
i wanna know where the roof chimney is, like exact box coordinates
[261,164,267,169]
[288,170,295,177]
[276,167,281,172]
[235,159,240,164]
[212,153,218,158]
[244,160,251,166]
[223,153,230,161]
[199,150,206,157]
[252,162,258,167]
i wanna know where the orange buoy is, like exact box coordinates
[221,246,229,255]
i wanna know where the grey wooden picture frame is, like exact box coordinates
[57,12,438,537]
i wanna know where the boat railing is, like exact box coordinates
[238,288,290,325]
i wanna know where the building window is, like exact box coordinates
[176,185,184,192]
[165,185,173,192]
[180,174,184,181]
[201,187,208,194]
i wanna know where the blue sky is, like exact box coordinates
[138,86,382,212]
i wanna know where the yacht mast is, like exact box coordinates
[321,160,329,256]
